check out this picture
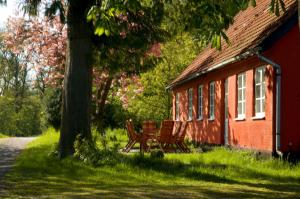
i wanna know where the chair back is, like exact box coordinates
[142,120,157,135]
[172,121,182,137]
[177,121,188,141]
[159,120,174,142]
[126,120,137,140]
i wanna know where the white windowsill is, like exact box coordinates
[187,119,193,122]
[251,115,265,120]
[234,117,246,121]
[197,117,203,121]
[208,117,215,121]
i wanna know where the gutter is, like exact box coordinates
[166,49,256,90]
[256,53,282,156]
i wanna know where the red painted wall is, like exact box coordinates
[172,24,300,153]
[264,24,300,152]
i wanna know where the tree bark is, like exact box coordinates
[95,75,113,135]
[59,1,94,158]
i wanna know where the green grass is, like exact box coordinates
[0,133,8,138]
[3,128,300,198]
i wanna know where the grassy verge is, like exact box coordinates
[4,128,300,198]
[0,133,8,138]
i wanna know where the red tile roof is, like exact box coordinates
[169,0,297,89]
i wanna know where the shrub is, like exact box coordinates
[0,95,42,136]
[74,134,123,166]
[44,88,62,130]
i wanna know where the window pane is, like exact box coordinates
[242,89,246,101]
[262,98,265,112]
[238,89,242,101]
[255,99,261,113]
[238,75,242,88]
[255,70,261,84]
[262,83,265,97]
[255,85,261,98]
[238,102,242,114]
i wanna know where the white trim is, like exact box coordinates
[255,66,266,117]
[237,73,246,118]
[198,85,203,119]
[209,82,215,119]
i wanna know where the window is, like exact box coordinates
[237,73,246,118]
[198,85,203,119]
[175,93,180,120]
[188,88,193,120]
[209,82,215,119]
[255,66,266,117]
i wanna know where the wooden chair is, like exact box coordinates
[175,121,191,153]
[167,121,182,151]
[141,120,158,151]
[157,120,174,152]
[123,120,143,152]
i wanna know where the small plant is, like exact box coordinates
[74,134,124,166]
[150,150,164,159]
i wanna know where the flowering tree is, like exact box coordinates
[3,17,66,93]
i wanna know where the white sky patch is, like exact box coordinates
[0,0,20,28]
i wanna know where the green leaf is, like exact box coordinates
[95,27,105,36]
[275,0,280,16]
[104,29,111,36]
[279,0,286,12]
[250,0,256,7]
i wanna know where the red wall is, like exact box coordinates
[172,24,300,153]
[264,24,300,152]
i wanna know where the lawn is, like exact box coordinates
[0,133,8,138]
[3,128,300,199]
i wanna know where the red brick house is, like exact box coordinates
[167,0,300,155]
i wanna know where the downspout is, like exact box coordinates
[256,53,282,156]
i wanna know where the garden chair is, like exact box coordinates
[156,120,174,152]
[123,120,143,152]
[166,121,182,151]
[175,121,191,153]
[141,120,158,151]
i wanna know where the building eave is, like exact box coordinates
[166,48,259,91]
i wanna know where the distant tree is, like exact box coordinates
[126,34,200,122]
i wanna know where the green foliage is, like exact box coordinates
[103,98,130,129]
[44,88,62,130]
[127,34,199,122]
[0,95,42,136]
[150,150,164,159]
[74,130,123,166]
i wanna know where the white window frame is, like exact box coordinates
[255,66,266,117]
[198,85,203,120]
[188,88,193,120]
[175,93,180,120]
[237,73,246,119]
[209,82,215,120]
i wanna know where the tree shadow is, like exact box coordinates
[2,143,300,199]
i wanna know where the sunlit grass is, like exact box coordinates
[3,128,300,198]
[0,133,8,138]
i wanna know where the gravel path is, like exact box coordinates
[0,137,36,192]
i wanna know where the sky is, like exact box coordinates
[0,0,19,28]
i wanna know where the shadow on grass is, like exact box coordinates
[3,143,300,199]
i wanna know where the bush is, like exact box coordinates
[44,88,62,130]
[0,95,42,136]
[74,134,123,166]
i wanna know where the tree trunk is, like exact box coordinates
[59,1,93,158]
[96,75,113,135]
